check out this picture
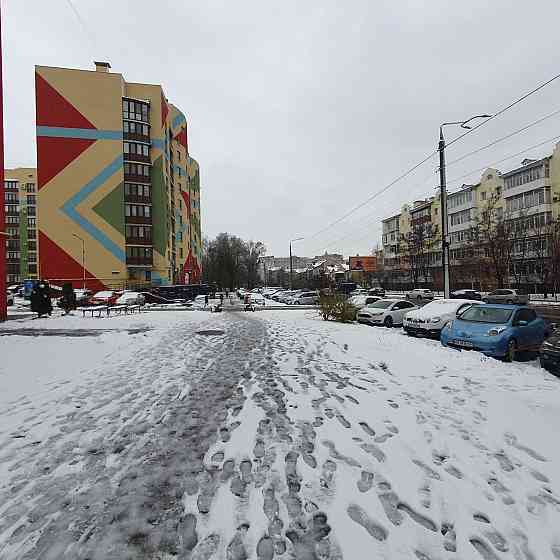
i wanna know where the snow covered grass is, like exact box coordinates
[1,308,559,559]
[261,309,560,559]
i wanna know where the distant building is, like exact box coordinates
[4,168,38,285]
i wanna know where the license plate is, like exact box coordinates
[454,339,474,348]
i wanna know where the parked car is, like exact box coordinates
[271,290,287,301]
[116,291,145,306]
[539,330,560,376]
[369,287,386,297]
[483,289,529,305]
[357,298,418,327]
[74,289,93,306]
[89,291,121,306]
[347,295,381,319]
[291,291,319,305]
[450,289,482,301]
[279,290,300,304]
[249,293,266,306]
[440,304,546,361]
[403,298,479,338]
[406,288,434,302]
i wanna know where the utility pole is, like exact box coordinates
[289,241,293,290]
[439,114,492,299]
[73,233,86,289]
[0,6,6,321]
[289,237,304,290]
[438,128,450,299]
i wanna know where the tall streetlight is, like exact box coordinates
[289,237,304,290]
[72,233,86,289]
[439,114,492,298]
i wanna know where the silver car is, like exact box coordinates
[483,289,529,305]
[291,291,319,305]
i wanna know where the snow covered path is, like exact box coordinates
[0,310,559,559]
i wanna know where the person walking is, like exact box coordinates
[60,283,76,315]
[204,294,209,308]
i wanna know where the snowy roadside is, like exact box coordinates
[0,308,559,559]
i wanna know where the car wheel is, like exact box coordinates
[482,298,488,303]
[384,315,393,328]
[506,299,513,304]
[504,339,517,362]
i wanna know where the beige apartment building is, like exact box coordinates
[380,142,560,290]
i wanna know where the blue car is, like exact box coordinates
[440,304,547,362]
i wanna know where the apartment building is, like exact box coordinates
[4,168,38,285]
[35,62,202,291]
[379,142,560,289]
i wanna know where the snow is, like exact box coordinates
[0,308,559,559]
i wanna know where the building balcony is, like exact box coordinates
[503,177,550,199]
[124,132,151,143]
[126,256,153,267]
[126,236,152,245]
[124,153,150,164]
[124,194,152,204]
[125,215,152,225]
[124,171,151,183]
[505,203,552,220]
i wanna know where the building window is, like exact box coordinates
[5,192,18,202]
[26,194,36,205]
[28,264,37,274]
[28,218,37,227]
[6,216,18,224]
[26,183,36,193]
[123,141,150,156]
[125,204,152,218]
[122,99,150,123]
[5,204,19,214]
[124,162,151,178]
[481,191,486,200]
[145,270,151,282]
[28,229,37,239]
[4,180,18,190]
[27,206,36,216]
[28,240,37,251]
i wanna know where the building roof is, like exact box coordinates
[382,213,401,222]
[501,156,550,178]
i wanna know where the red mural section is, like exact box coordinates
[39,232,106,292]
[35,73,96,129]
[35,72,97,189]
[37,136,95,189]
[161,92,169,127]
[174,127,188,151]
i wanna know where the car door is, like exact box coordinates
[391,301,409,324]
[520,309,542,348]
[512,308,535,349]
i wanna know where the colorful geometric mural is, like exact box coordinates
[35,64,202,289]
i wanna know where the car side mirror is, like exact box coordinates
[516,320,528,327]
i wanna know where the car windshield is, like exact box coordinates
[460,306,513,324]
[367,300,393,309]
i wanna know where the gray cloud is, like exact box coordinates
[4,0,560,258]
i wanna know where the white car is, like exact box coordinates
[291,291,319,305]
[116,291,145,306]
[403,298,479,338]
[406,288,434,302]
[357,299,418,327]
[347,295,381,310]
[280,290,300,304]
[249,293,266,306]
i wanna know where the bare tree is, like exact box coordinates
[400,222,439,287]
[474,193,514,289]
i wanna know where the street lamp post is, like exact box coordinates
[72,233,86,290]
[439,114,491,298]
[289,237,304,290]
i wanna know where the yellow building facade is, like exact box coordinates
[35,62,202,290]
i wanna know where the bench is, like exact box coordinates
[126,304,142,314]
[106,305,128,317]
[79,305,108,318]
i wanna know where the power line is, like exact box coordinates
[305,149,437,243]
[315,134,560,253]
[304,71,560,248]
[64,0,97,55]
[447,134,560,186]
[445,71,560,149]
[447,107,560,166]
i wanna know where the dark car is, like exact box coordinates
[540,331,560,376]
[450,289,482,301]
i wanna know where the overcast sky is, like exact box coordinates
[3,0,560,258]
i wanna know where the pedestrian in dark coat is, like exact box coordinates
[31,281,53,317]
[60,283,76,315]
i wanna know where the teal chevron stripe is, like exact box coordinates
[172,113,186,129]
[61,155,125,262]
[37,126,123,140]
